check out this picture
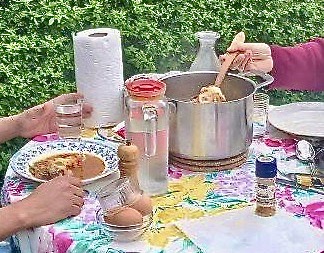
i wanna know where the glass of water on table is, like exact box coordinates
[54,96,83,139]
[253,92,270,137]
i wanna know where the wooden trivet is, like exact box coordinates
[169,152,247,172]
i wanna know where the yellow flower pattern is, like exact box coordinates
[152,175,214,208]
[145,175,216,247]
[145,225,184,248]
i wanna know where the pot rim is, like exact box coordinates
[160,70,270,104]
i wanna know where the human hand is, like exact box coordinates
[17,93,92,138]
[16,175,85,228]
[220,42,273,73]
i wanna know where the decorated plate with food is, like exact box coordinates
[9,139,119,184]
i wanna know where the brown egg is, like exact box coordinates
[129,194,153,216]
[104,207,143,227]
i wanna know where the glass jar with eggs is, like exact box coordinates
[96,178,153,242]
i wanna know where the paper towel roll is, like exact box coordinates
[73,28,124,128]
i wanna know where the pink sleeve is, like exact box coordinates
[269,38,324,91]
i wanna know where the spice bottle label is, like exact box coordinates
[256,183,276,207]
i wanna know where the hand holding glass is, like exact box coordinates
[54,97,83,139]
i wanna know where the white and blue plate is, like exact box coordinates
[9,139,119,184]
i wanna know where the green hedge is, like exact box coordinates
[1,0,324,178]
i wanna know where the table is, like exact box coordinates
[1,127,324,253]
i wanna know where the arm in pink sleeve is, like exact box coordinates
[269,38,324,91]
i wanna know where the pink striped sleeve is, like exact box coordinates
[269,38,324,91]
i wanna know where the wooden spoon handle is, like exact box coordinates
[214,32,245,87]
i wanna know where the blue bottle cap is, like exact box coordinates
[255,154,277,178]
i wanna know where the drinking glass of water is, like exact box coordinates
[253,92,269,137]
[54,96,83,139]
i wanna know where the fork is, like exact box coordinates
[309,159,319,176]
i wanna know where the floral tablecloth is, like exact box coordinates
[1,128,324,253]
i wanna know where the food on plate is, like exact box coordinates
[103,207,143,227]
[29,152,105,180]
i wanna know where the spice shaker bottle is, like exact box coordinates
[124,78,169,196]
[255,154,277,217]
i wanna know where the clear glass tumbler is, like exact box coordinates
[253,93,270,137]
[53,97,83,139]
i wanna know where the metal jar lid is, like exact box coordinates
[255,154,277,178]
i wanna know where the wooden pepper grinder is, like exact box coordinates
[117,140,141,191]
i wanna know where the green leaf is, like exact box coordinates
[49,17,55,25]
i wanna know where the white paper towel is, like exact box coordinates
[73,28,124,128]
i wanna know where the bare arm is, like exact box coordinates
[0,93,92,239]
[0,175,84,241]
[220,37,324,91]
[0,115,21,143]
[0,93,92,143]
[0,200,32,240]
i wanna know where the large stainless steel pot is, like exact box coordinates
[160,71,274,160]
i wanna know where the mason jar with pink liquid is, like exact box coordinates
[124,78,169,196]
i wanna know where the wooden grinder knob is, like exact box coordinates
[117,140,141,191]
[117,140,140,162]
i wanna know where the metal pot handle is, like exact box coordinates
[168,101,177,114]
[238,69,274,90]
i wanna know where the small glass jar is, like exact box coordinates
[255,154,277,217]
[96,178,153,242]
[97,178,139,215]
[190,31,221,72]
[124,77,169,196]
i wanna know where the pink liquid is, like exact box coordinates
[127,130,168,196]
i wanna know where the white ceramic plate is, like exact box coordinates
[268,102,324,138]
[9,139,119,184]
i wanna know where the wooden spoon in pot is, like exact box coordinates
[198,32,246,104]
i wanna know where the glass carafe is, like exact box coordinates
[190,31,221,72]
[124,78,169,196]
